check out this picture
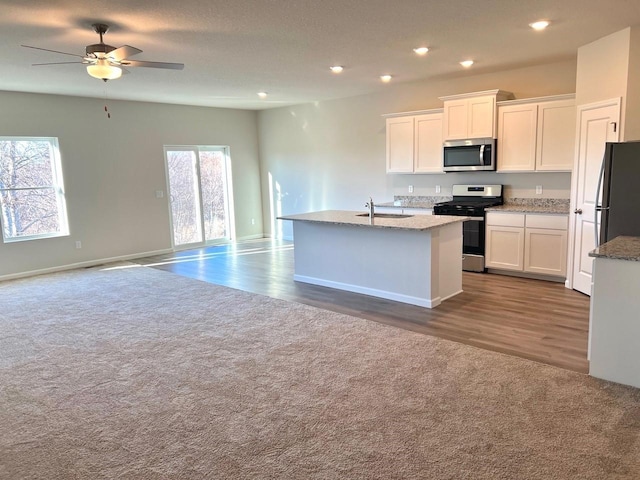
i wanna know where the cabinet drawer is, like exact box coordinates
[486,212,525,227]
[525,214,568,230]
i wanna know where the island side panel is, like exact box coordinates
[436,221,464,301]
[589,257,640,388]
[291,221,442,308]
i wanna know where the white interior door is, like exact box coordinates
[570,99,620,295]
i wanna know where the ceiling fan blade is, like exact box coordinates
[32,61,85,66]
[121,59,184,70]
[21,45,85,58]
[108,45,142,61]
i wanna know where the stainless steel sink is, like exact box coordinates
[356,213,413,219]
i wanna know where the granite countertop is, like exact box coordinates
[589,236,640,262]
[278,210,468,231]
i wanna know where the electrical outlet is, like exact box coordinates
[435,185,441,194]
[408,185,414,193]
[251,218,255,225]
[536,185,543,195]
[155,190,164,198]
[75,241,82,249]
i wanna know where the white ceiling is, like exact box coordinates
[2,0,640,110]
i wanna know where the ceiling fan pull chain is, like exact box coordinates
[104,91,111,119]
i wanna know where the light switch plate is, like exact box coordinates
[408,185,414,193]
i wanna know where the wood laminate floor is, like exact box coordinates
[136,238,591,373]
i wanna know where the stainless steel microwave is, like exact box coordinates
[443,138,496,172]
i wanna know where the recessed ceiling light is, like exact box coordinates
[413,47,429,55]
[460,60,474,68]
[330,65,344,73]
[257,92,268,98]
[380,74,393,83]
[530,20,550,31]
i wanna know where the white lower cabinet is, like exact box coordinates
[486,212,568,278]
[486,213,525,271]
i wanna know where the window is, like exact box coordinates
[0,137,69,242]
[164,146,234,247]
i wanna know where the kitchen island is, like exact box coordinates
[277,210,468,308]
[588,236,640,388]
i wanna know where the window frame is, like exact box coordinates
[0,136,70,243]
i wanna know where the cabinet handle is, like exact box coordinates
[574,208,583,214]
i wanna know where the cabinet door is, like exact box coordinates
[443,100,469,140]
[524,228,568,276]
[386,117,415,173]
[497,103,538,171]
[468,95,496,138]
[536,99,576,171]
[414,113,443,173]
[486,226,525,271]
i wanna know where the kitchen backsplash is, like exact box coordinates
[503,197,570,209]
[393,195,452,205]
[392,195,571,210]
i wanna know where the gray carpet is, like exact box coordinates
[1,263,639,479]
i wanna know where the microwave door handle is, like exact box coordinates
[479,145,485,165]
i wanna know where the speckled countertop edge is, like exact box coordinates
[589,236,640,262]
[278,210,468,231]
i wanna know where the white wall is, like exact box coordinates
[0,91,262,279]
[624,27,640,141]
[574,25,640,142]
[576,28,631,109]
[258,59,577,239]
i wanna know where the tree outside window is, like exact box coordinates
[0,137,69,242]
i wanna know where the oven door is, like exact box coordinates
[462,217,486,272]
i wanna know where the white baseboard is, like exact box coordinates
[235,233,267,241]
[293,274,438,308]
[0,248,173,282]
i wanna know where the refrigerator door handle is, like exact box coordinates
[594,153,606,247]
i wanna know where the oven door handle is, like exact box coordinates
[465,217,485,221]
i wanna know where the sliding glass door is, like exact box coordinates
[165,146,233,248]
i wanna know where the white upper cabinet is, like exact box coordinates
[497,95,576,172]
[497,103,538,170]
[440,90,513,140]
[414,113,444,173]
[386,116,414,173]
[384,109,443,174]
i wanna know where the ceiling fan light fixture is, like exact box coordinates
[87,59,122,81]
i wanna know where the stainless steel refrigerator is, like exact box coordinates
[596,141,640,246]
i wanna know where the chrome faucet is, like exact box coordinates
[365,196,374,219]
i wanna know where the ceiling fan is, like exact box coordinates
[22,23,184,81]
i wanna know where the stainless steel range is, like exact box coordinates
[433,184,503,272]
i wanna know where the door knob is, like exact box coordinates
[574,208,583,214]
